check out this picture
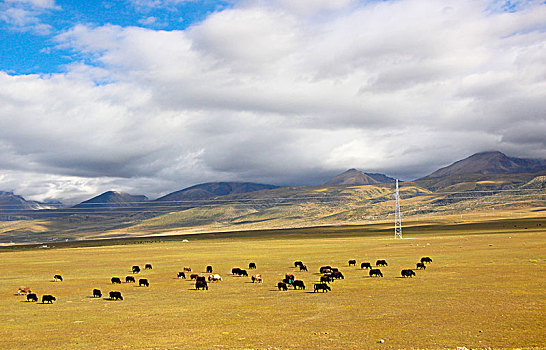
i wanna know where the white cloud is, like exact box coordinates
[1,0,545,202]
[1,0,58,34]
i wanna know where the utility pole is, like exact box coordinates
[394,179,402,239]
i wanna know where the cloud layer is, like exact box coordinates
[1,0,545,203]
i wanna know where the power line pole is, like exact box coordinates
[394,179,402,239]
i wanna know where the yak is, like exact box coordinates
[42,295,56,303]
[139,278,149,287]
[195,280,208,290]
[109,291,123,300]
[401,269,416,278]
[361,262,372,269]
[292,280,305,290]
[421,257,433,264]
[314,283,331,293]
[369,269,383,277]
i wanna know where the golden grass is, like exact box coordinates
[0,218,545,350]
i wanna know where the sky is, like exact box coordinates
[0,0,545,204]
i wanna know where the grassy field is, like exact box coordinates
[0,218,545,349]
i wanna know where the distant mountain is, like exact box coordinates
[74,191,148,210]
[155,182,279,202]
[325,169,396,186]
[521,175,546,189]
[421,151,546,179]
[0,191,62,211]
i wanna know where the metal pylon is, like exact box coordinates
[394,179,402,239]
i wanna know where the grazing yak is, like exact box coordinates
[314,283,331,293]
[26,293,38,302]
[320,275,333,283]
[292,280,305,290]
[319,266,332,274]
[177,272,186,279]
[125,276,135,283]
[376,260,388,267]
[92,289,102,298]
[232,268,242,275]
[369,269,383,277]
[332,271,344,279]
[234,269,248,277]
[208,274,223,282]
[53,274,63,282]
[249,262,257,269]
[401,269,416,278]
[348,260,356,266]
[184,267,192,272]
[421,257,433,264]
[294,261,303,268]
[416,262,426,270]
[132,266,140,274]
[190,274,199,280]
[195,280,208,290]
[109,291,123,300]
[139,279,149,287]
[251,275,263,283]
[145,264,153,270]
[299,265,308,272]
[111,277,122,284]
[361,262,372,269]
[277,282,288,291]
[42,295,56,303]
[206,266,213,273]
[18,287,32,295]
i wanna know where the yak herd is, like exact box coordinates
[16,257,433,303]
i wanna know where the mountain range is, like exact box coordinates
[2,151,545,212]
[421,151,546,179]
[1,151,545,243]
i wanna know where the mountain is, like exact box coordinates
[325,169,396,186]
[0,191,62,211]
[421,151,546,179]
[74,191,148,210]
[155,182,279,202]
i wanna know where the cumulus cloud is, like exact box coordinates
[0,0,545,202]
[0,0,59,34]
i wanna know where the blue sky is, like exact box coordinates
[0,0,231,74]
[0,0,545,203]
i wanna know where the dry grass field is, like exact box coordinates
[0,218,545,349]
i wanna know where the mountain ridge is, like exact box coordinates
[73,191,149,210]
[421,151,546,179]
[155,182,279,202]
[325,169,396,186]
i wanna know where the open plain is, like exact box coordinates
[0,217,545,350]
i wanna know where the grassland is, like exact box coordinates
[0,217,545,349]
